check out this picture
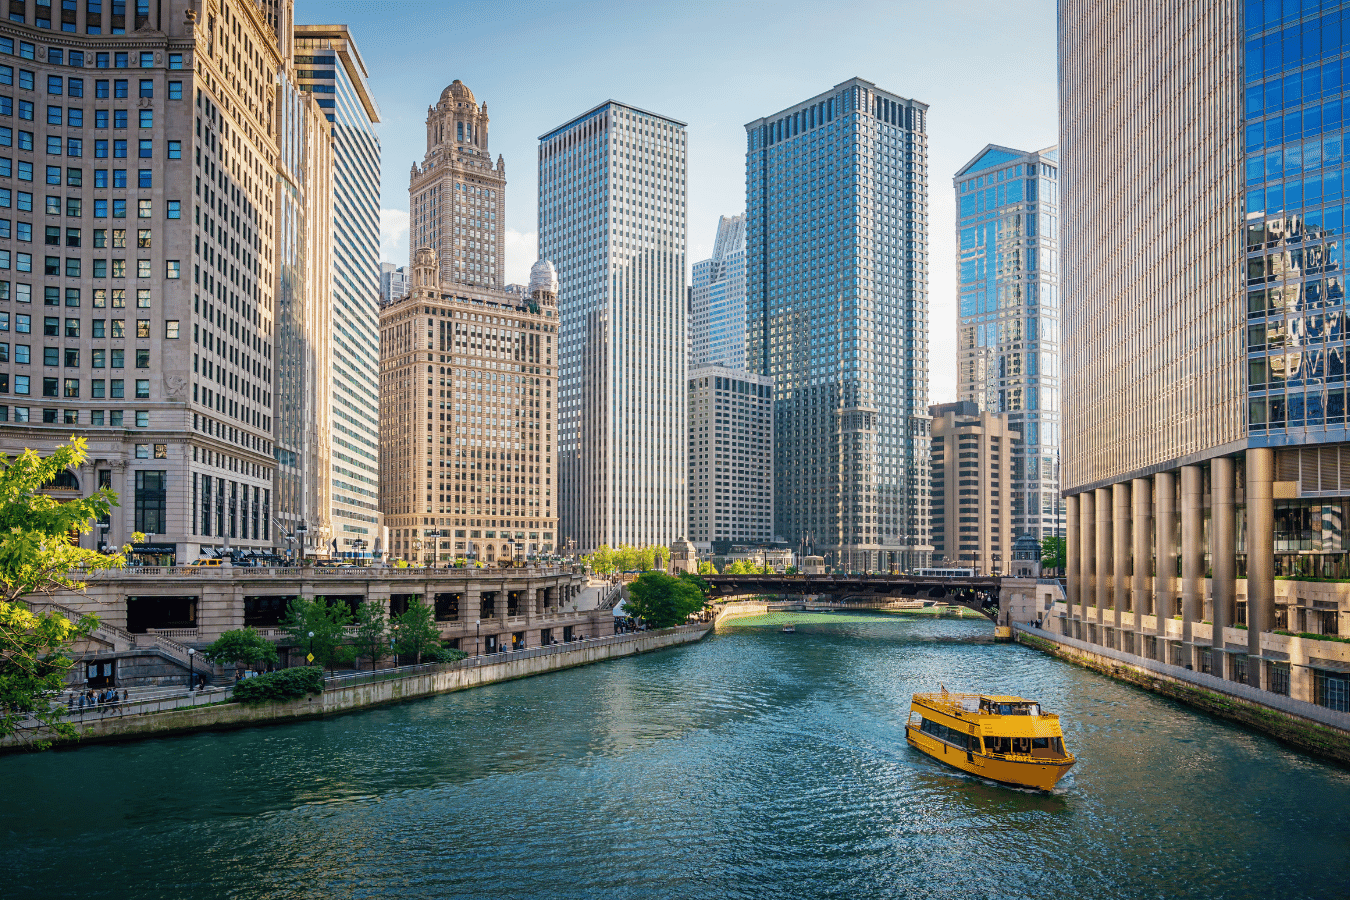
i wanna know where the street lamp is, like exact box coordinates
[297,521,309,565]
[97,521,110,553]
[307,630,315,666]
[475,619,481,657]
[186,647,196,691]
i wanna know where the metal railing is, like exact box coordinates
[16,686,234,732]
[323,623,710,691]
[77,565,577,580]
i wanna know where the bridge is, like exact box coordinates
[704,573,1002,620]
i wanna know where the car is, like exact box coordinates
[189,558,223,567]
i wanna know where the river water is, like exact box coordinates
[3,613,1348,900]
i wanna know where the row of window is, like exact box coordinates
[0,282,165,306]
[9,103,184,127]
[0,312,171,334]
[0,372,158,395]
[0,406,149,425]
[0,166,156,188]
[0,190,181,219]
[0,37,183,69]
[0,253,178,276]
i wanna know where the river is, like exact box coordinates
[2,612,1348,900]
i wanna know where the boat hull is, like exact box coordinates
[906,724,1074,791]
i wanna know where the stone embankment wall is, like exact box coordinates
[6,625,710,752]
[1015,625,1350,767]
[714,601,769,625]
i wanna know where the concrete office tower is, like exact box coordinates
[1059,2,1350,704]
[541,102,687,552]
[378,249,558,564]
[687,366,774,546]
[409,80,506,290]
[929,401,1016,574]
[0,0,315,565]
[953,144,1063,544]
[272,63,335,561]
[380,262,409,305]
[293,25,383,559]
[745,78,931,572]
[689,214,746,370]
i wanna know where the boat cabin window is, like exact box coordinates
[979,699,1041,716]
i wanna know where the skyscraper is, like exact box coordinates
[929,401,1015,573]
[293,25,383,559]
[408,80,506,290]
[745,78,930,572]
[689,214,746,370]
[541,102,687,552]
[953,144,1062,544]
[380,262,409,305]
[1059,1,1350,700]
[0,0,317,565]
[687,366,774,546]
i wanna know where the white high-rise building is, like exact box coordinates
[689,215,746,370]
[540,102,687,552]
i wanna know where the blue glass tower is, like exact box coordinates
[745,78,930,572]
[954,144,1063,545]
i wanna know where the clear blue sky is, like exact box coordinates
[301,0,1057,403]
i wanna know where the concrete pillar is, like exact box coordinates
[1066,493,1080,623]
[1095,486,1112,643]
[1080,490,1095,637]
[1154,470,1176,640]
[1113,482,1130,641]
[1132,476,1151,642]
[1181,464,1203,652]
[1246,447,1275,690]
[1211,457,1236,660]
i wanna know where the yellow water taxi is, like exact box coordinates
[906,690,1076,791]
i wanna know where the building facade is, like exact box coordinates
[745,78,931,573]
[1059,1,1350,707]
[408,80,505,290]
[929,401,1015,574]
[378,249,557,564]
[687,365,773,547]
[954,144,1062,544]
[380,261,408,305]
[0,0,334,564]
[689,214,745,370]
[541,101,687,552]
[292,24,381,560]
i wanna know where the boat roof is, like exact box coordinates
[912,692,1039,706]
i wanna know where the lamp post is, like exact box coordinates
[97,521,110,553]
[186,647,195,691]
[475,619,481,657]
[307,630,315,666]
[297,521,308,566]
[992,553,1002,578]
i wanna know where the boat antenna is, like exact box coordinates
[939,683,947,694]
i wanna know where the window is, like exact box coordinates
[18,71,32,91]
[136,228,150,248]
[137,78,151,98]
[135,317,148,336]
[89,410,102,424]
[113,139,125,158]
[91,379,103,397]
[108,410,121,425]
[166,200,179,219]
[93,198,106,217]
[92,259,105,277]
[135,288,148,306]
[94,109,107,128]
[134,443,147,458]
[46,75,61,96]
[45,135,59,155]
[16,130,30,150]
[112,169,125,188]
[65,167,79,186]
[168,54,182,70]
[112,198,125,218]
[64,257,78,277]
[137,109,150,128]
[95,79,108,98]
[165,319,178,339]
[42,376,57,396]
[110,318,123,337]
[136,198,150,217]
[92,319,104,337]
[63,348,76,367]
[45,105,59,125]
[66,137,80,157]
[44,225,58,245]
[167,81,181,100]
[91,347,104,366]
[134,409,147,427]
[111,228,124,248]
[14,374,27,394]
[64,287,77,306]
[113,79,126,98]
[138,52,151,69]
[17,100,30,120]
[63,317,76,336]
[110,348,123,367]
[166,140,180,159]
[165,260,179,279]
[94,168,106,187]
[64,227,79,247]
[136,138,149,158]
[15,160,30,180]
[134,377,147,398]
[44,163,59,184]
[110,378,123,397]
[67,77,81,98]
[136,168,150,188]
[133,469,165,531]
[42,315,57,335]
[63,377,77,397]
[15,251,29,271]
[136,259,148,277]
[134,347,147,367]
[15,313,28,333]
[112,109,125,128]
[43,255,58,275]
[94,139,107,158]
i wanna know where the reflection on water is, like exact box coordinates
[2,613,1348,900]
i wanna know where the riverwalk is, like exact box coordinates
[1014,623,1350,766]
[4,624,710,752]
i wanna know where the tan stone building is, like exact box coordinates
[379,248,557,564]
[929,401,1017,575]
[0,0,340,565]
[408,80,505,290]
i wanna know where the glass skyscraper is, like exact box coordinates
[745,78,930,572]
[541,102,687,552]
[689,215,746,370]
[293,25,383,558]
[954,144,1063,545]
[1059,0,1350,701]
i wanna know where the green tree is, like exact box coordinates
[282,596,353,674]
[616,544,640,573]
[785,566,799,575]
[723,560,749,575]
[0,438,142,743]
[391,599,441,664]
[697,560,718,575]
[202,628,277,673]
[585,544,617,575]
[656,545,671,571]
[1041,536,1066,573]
[676,570,712,600]
[637,545,657,572]
[352,599,389,671]
[625,572,708,629]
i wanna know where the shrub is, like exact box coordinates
[430,648,468,664]
[232,667,324,704]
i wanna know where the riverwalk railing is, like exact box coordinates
[15,686,235,732]
[324,624,710,691]
[72,565,578,579]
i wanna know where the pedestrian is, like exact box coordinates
[77,692,86,710]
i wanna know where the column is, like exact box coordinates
[1094,486,1111,643]
[1113,482,1130,642]
[1246,447,1275,690]
[1080,490,1095,638]
[1066,493,1080,626]
[1131,476,1151,645]
[1211,457,1236,664]
[1155,469,1176,641]
[1181,464,1203,653]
